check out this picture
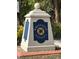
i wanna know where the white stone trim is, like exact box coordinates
[28,45,55,48]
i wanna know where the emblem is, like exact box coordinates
[33,19,48,43]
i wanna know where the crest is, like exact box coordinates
[33,19,48,43]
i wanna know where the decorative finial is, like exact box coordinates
[34,3,40,9]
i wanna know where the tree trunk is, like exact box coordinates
[54,0,59,23]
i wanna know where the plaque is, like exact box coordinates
[24,21,29,41]
[33,19,48,43]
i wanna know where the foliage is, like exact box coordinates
[53,23,61,39]
[17,25,23,45]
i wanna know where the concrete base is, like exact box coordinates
[21,45,55,52]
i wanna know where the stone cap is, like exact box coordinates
[24,3,50,18]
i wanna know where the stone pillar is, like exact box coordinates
[21,3,55,52]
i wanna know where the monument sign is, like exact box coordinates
[21,3,55,52]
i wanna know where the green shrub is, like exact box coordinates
[53,23,61,39]
[17,25,23,45]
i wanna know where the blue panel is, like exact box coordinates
[24,21,29,41]
[33,19,48,43]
